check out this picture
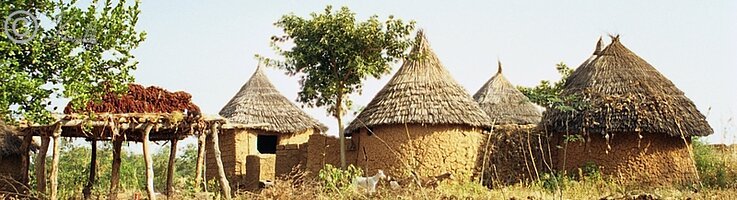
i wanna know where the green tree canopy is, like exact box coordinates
[1,0,145,124]
[261,5,415,168]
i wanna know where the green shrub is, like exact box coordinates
[693,139,737,188]
[317,164,363,192]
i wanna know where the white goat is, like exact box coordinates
[352,170,387,194]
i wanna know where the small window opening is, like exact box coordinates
[257,135,278,154]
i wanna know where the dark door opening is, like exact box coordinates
[257,135,278,154]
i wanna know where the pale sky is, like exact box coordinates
[63,0,737,151]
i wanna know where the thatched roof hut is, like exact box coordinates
[219,66,327,133]
[211,66,327,189]
[345,31,493,135]
[473,61,542,125]
[542,36,712,137]
[347,30,493,180]
[542,36,712,186]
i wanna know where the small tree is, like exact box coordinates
[1,0,145,123]
[262,5,415,168]
[518,62,575,110]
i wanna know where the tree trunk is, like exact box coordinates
[194,132,206,192]
[20,129,33,186]
[166,139,178,198]
[35,136,50,194]
[83,140,97,199]
[109,139,122,200]
[336,94,346,169]
[142,124,156,200]
[49,125,62,200]
[209,123,231,199]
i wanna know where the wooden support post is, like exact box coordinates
[109,127,122,200]
[49,124,62,200]
[210,123,231,199]
[194,132,206,192]
[142,123,156,200]
[19,129,33,186]
[83,140,97,199]
[35,136,50,194]
[166,139,178,198]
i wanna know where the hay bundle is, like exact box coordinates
[63,83,200,118]
[480,124,549,187]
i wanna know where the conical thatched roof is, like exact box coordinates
[345,31,494,135]
[542,36,713,137]
[473,61,542,125]
[219,66,327,133]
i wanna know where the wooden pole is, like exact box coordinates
[194,132,206,192]
[109,126,122,200]
[49,124,62,200]
[83,140,97,199]
[166,139,178,198]
[35,136,50,194]
[210,123,231,199]
[142,123,156,200]
[19,129,33,186]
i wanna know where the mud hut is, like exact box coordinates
[542,36,713,186]
[212,66,327,187]
[473,61,542,125]
[345,31,494,180]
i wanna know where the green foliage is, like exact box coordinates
[693,139,737,188]
[261,5,415,119]
[317,164,363,192]
[1,0,145,124]
[518,62,582,112]
[30,141,198,199]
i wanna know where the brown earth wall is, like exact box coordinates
[354,124,484,180]
[275,143,308,178]
[205,128,255,185]
[305,134,358,175]
[243,154,276,191]
[480,124,551,187]
[554,132,698,186]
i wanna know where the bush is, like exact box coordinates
[317,164,363,193]
[693,139,737,188]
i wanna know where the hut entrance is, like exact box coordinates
[257,135,277,154]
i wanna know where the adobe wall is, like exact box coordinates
[305,134,358,175]
[480,124,551,187]
[275,143,308,177]
[243,154,276,191]
[205,128,256,185]
[354,124,484,180]
[554,132,698,186]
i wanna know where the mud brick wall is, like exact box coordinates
[205,129,255,185]
[479,124,550,187]
[0,155,23,193]
[244,154,276,191]
[554,132,698,186]
[354,124,484,181]
[275,143,308,177]
[305,134,358,175]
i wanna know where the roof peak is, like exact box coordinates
[594,36,604,55]
[497,60,503,74]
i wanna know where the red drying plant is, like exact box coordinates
[64,83,201,118]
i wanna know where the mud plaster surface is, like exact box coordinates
[354,124,484,180]
[554,132,697,186]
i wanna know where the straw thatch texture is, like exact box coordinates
[219,66,327,134]
[473,61,542,125]
[542,36,712,137]
[345,31,493,134]
[0,121,23,157]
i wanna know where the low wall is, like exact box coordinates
[305,134,357,175]
[276,143,308,177]
[243,154,276,191]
